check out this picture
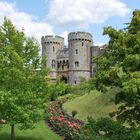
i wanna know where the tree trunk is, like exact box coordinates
[11,125,14,140]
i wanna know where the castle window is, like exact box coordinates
[74,80,77,84]
[52,59,56,69]
[82,42,84,46]
[63,60,65,65]
[75,49,78,54]
[66,60,69,68]
[53,46,55,52]
[75,61,79,67]
[57,61,60,69]
[62,65,64,70]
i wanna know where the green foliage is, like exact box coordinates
[71,110,78,118]
[67,80,91,96]
[48,81,70,101]
[79,117,140,140]
[92,10,140,126]
[0,18,49,138]
[79,78,93,94]
[0,91,43,129]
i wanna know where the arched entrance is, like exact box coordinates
[61,75,68,83]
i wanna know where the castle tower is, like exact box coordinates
[41,35,64,79]
[68,32,93,84]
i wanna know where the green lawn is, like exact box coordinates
[0,121,62,140]
[64,89,119,121]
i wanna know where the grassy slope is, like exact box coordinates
[64,89,118,121]
[0,121,62,140]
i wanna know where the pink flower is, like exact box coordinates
[57,117,63,121]
[57,123,61,126]
[67,121,71,125]
[73,122,77,126]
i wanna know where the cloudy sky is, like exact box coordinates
[0,0,140,46]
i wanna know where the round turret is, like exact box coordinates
[68,32,92,41]
[41,35,64,79]
[41,35,64,47]
[68,32,93,84]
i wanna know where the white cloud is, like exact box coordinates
[60,31,69,46]
[0,1,53,44]
[47,0,130,28]
[94,43,104,46]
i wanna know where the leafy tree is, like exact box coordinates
[48,79,70,101]
[79,117,139,140]
[92,10,140,126]
[0,18,49,140]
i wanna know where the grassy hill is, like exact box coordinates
[64,89,119,121]
[0,121,62,140]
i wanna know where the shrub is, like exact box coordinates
[79,117,140,140]
[50,92,58,101]
[72,110,78,118]
[46,101,83,140]
[58,100,63,109]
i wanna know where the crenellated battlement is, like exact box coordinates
[41,35,64,44]
[68,32,92,41]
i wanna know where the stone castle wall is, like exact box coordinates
[41,35,64,79]
[68,32,93,84]
[41,32,100,84]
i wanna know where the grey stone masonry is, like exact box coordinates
[68,32,93,84]
[41,32,104,84]
[41,35,64,79]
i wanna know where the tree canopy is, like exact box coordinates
[0,18,49,140]
[92,10,140,126]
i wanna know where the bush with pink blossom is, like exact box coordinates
[46,101,83,139]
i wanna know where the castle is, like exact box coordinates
[41,31,103,85]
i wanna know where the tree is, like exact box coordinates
[48,78,70,101]
[92,10,140,126]
[79,117,139,140]
[0,18,49,140]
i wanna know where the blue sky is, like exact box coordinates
[0,0,140,46]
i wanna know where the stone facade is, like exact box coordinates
[41,32,103,85]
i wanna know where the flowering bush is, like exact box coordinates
[46,101,83,139]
